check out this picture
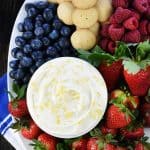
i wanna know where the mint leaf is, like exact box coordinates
[12,83,20,94]
[136,40,150,61]
[91,45,104,53]
[17,85,26,99]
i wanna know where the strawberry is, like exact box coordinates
[101,124,118,136]
[72,139,87,150]
[110,89,125,100]
[140,103,150,127]
[123,41,150,96]
[104,144,116,150]
[8,99,28,118]
[134,142,144,150]
[120,127,144,139]
[87,138,99,150]
[116,146,127,150]
[21,119,41,139]
[32,133,57,150]
[8,83,28,118]
[99,60,123,91]
[123,17,139,30]
[106,105,132,128]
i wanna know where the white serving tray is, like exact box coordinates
[7,0,150,149]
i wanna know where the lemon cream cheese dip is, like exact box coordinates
[27,57,108,138]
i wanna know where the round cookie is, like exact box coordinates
[71,29,96,50]
[57,2,74,25]
[57,0,72,3]
[89,22,100,36]
[72,0,97,9]
[96,0,113,22]
[72,8,98,28]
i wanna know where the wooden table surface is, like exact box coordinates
[0,0,24,149]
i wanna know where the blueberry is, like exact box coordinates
[34,27,44,37]
[48,3,57,11]
[30,65,37,74]
[16,51,24,59]
[23,31,33,39]
[35,15,44,22]
[46,46,59,57]
[13,79,23,86]
[15,69,25,80]
[27,7,38,18]
[9,70,17,79]
[42,37,50,46]
[52,19,63,30]
[31,51,43,60]
[35,1,48,9]
[35,21,42,28]
[25,3,35,12]
[20,56,33,67]
[23,44,32,54]
[58,37,70,48]
[61,49,71,56]
[11,47,21,57]
[35,59,45,68]
[49,30,59,40]
[31,39,43,50]
[17,23,24,32]
[43,24,51,34]
[53,42,61,52]
[15,36,26,47]
[23,74,31,84]
[9,60,19,69]
[43,8,54,22]
[60,26,71,37]
[24,18,34,31]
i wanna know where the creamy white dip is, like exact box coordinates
[27,57,107,138]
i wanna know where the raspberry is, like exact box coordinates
[108,24,125,41]
[108,40,116,54]
[139,20,149,35]
[100,24,110,37]
[122,30,141,43]
[146,7,150,19]
[112,0,129,8]
[99,38,109,50]
[109,7,132,24]
[148,23,150,33]
[133,0,149,13]
[123,17,139,30]
[130,10,141,20]
[141,35,150,41]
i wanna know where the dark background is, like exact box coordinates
[0,0,24,149]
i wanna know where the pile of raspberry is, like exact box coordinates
[99,0,150,54]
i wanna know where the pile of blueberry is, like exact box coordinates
[9,1,76,85]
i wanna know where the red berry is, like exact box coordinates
[133,0,149,13]
[123,17,139,30]
[130,10,141,20]
[101,125,118,135]
[72,139,87,150]
[135,142,144,150]
[122,30,141,43]
[139,20,149,35]
[99,38,109,50]
[108,40,116,54]
[108,24,125,41]
[100,24,110,37]
[112,0,129,8]
[109,7,132,24]
[148,23,150,33]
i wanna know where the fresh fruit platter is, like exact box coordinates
[7,0,150,149]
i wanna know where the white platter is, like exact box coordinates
[7,0,150,149]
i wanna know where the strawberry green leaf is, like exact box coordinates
[97,141,104,149]
[123,60,141,74]
[90,128,102,137]
[12,83,20,95]
[57,143,70,150]
[115,42,133,58]
[17,85,26,99]
[136,40,150,61]
[31,140,46,150]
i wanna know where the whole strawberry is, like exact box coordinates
[123,41,150,96]
[21,119,41,139]
[101,124,118,136]
[8,99,28,118]
[106,104,132,128]
[8,83,28,118]
[32,133,57,150]
[134,142,144,150]
[72,139,87,150]
[87,138,99,150]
